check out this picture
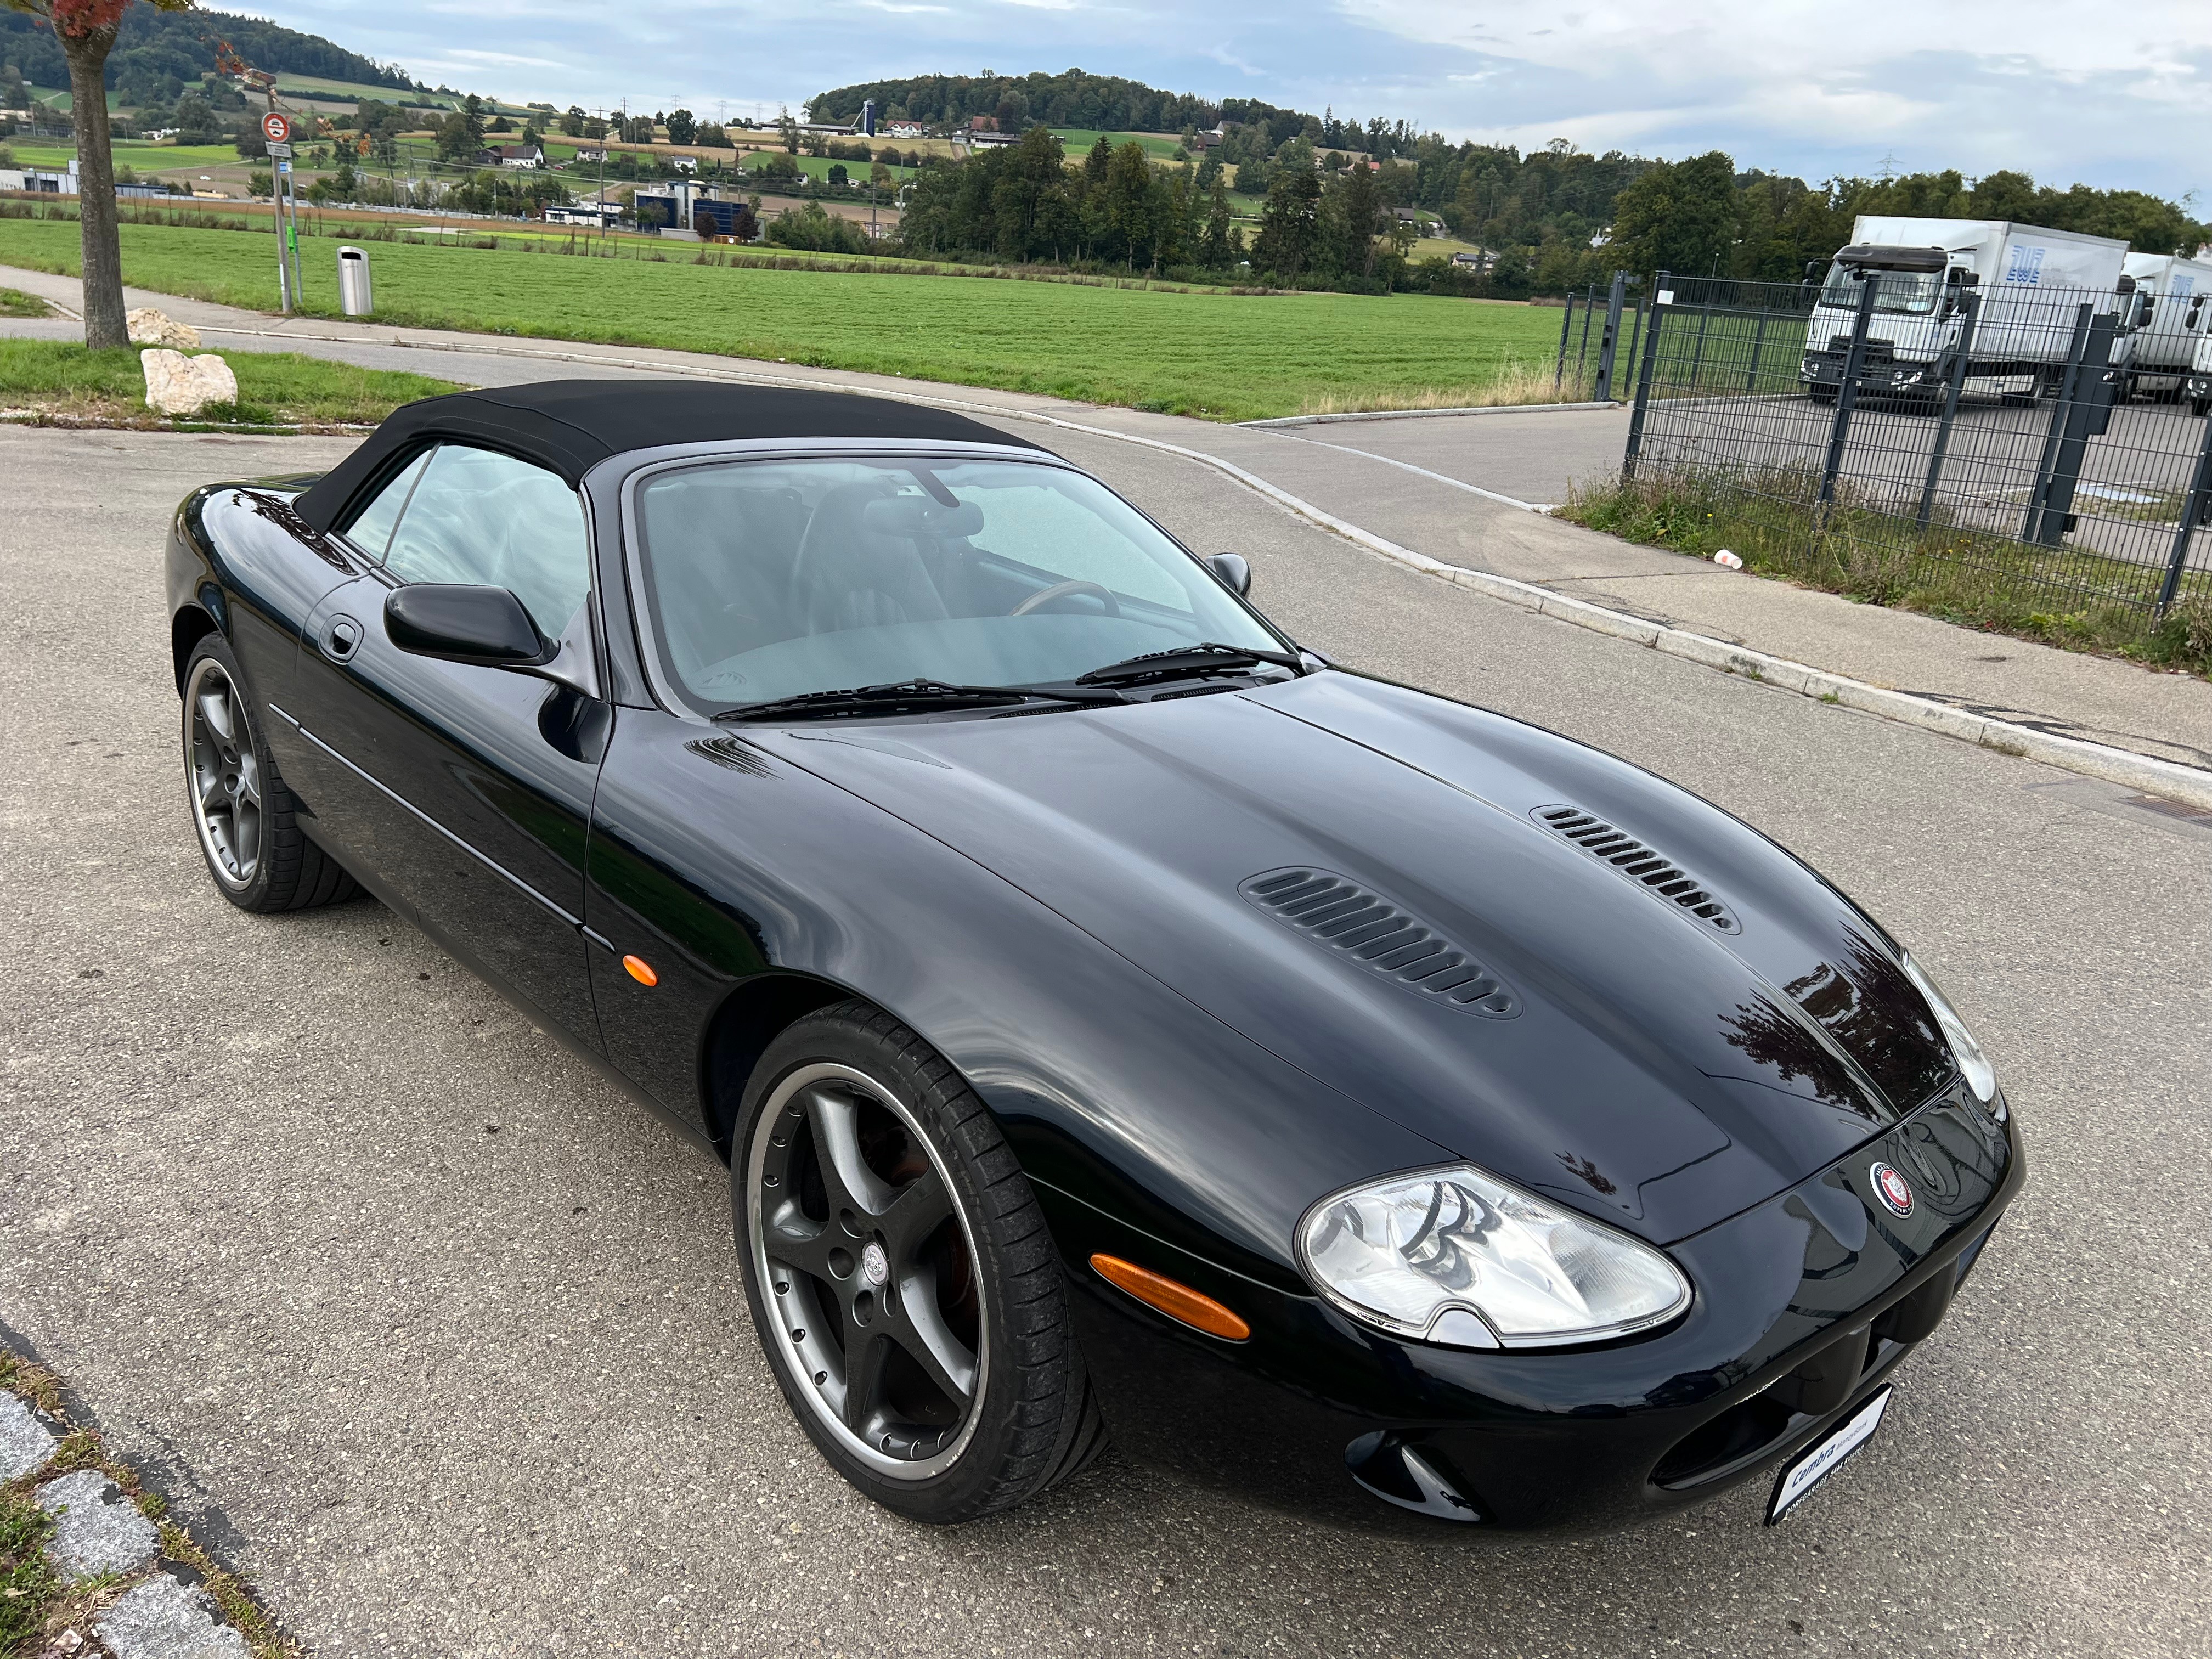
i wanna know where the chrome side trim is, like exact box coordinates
[289,722,582,928]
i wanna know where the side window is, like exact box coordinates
[339,449,430,562]
[382,444,591,639]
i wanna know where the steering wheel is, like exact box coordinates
[1011,579,1119,617]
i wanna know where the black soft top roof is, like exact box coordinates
[291,379,1042,534]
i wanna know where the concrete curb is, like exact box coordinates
[1240,399,1620,428]
[2,1359,270,1658]
[164,321,2212,814]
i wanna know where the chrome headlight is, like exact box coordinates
[1897,950,2001,1115]
[1297,1165,1691,1351]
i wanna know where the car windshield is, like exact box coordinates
[1818,263,1943,317]
[631,456,1289,712]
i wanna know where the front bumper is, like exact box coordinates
[1799,349,1938,393]
[1041,1087,2021,1534]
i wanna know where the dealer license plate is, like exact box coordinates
[1764,1385,1892,1525]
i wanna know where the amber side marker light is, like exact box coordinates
[1090,1254,1251,1341]
[622,955,658,986]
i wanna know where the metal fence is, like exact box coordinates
[1612,271,2212,619]
[1551,278,1646,403]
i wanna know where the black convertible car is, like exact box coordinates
[165,381,2021,1532]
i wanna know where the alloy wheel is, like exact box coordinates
[748,1062,988,1480]
[184,657,262,889]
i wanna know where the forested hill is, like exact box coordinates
[809,70,1218,137]
[0,7,414,98]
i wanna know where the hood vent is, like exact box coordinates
[1239,869,1518,1018]
[1529,805,1740,933]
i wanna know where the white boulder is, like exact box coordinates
[142,349,240,417]
[126,307,202,350]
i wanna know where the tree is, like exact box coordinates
[1201,172,1233,268]
[4,0,194,348]
[560,105,585,137]
[665,106,695,145]
[1607,149,1737,279]
[778,104,797,153]
[435,110,479,161]
[1250,155,1322,283]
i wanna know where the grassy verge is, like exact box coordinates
[1,1348,296,1658]
[0,287,49,319]
[0,339,463,429]
[0,210,1563,421]
[1560,469,2212,678]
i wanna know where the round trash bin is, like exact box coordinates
[336,246,373,317]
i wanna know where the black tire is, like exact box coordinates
[731,1001,1105,1522]
[1805,383,1838,405]
[180,633,359,913]
[2193,398,2211,420]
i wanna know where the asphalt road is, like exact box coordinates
[3,420,2209,1659]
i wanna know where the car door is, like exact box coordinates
[281,442,607,1047]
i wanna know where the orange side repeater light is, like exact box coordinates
[622,955,658,987]
[1090,1254,1251,1341]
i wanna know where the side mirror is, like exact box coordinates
[1206,552,1252,596]
[386,583,548,667]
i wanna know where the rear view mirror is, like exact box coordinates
[1206,552,1252,596]
[386,584,548,667]
[864,496,985,538]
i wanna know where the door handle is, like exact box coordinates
[321,615,362,662]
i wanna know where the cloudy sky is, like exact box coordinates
[272,1,2210,200]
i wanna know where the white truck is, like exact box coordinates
[1799,216,2131,402]
[2186,333,2212,418]
[2118,251,2212,399]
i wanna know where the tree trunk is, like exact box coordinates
[63,31,126,351]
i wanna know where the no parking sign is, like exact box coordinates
[261,111,292,145]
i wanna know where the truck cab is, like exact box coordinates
[1797,217,2132,404]
[1798,244,1976,400]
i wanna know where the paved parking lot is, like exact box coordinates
[3,419,2209,1658]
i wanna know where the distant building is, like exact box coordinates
[1,161,75,194]
[1451,249,1498,272]
[968,115,998,133]
[544,201,623,227]
[633,179,753,238]
[570,146,607,164]
[885,122,925,139]
[494,143,545,170]
[969,129,1019,148]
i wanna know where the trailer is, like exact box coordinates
[2118,251,2212,398]
[1799,216,2130,402]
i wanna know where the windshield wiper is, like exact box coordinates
[1075,642,1304,687]
[715,678,1124,723]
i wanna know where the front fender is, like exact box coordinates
[582,707,1452,1285]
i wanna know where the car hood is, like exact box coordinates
[743,672,1956,1245]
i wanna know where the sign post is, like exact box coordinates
[263,113,296,313]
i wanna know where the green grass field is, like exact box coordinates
[1049,129,1188,161]
[0,338,464,425]
[0,215,1560,420]
[272,74,453,108]
[8,142,250,172]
